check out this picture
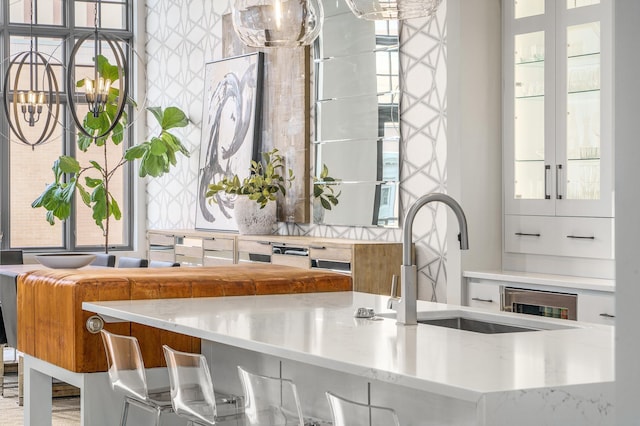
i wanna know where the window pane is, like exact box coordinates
[10,0,63,25]
[9,124,64,248]
[75,1,127,29]
[37,0,64,25]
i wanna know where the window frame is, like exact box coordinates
[0,0,136,252]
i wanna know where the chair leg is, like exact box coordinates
[155,407,162,426]
[121,399,131,426]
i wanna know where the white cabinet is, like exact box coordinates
[503,0,612,219]
[503,0,614,272]
[463,272,615,325]
[578,291,615,325]
[466,281,501,312]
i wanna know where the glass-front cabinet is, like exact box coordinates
[504,0,612,218]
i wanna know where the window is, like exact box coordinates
[1,0,134,251]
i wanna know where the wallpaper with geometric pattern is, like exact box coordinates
[145,0,449,301]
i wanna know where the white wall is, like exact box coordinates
[614,0,640,422]
[446,0,503,304]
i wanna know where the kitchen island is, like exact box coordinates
[83,291,614,425]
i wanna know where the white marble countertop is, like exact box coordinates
[463,269,615,293]
[83,292,614,402]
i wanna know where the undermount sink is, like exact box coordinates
[418,317,537,334]
[379,309,577,334]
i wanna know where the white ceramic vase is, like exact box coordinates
[234,195,276,234]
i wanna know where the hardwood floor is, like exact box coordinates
[1,348,80,425]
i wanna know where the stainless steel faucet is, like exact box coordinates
[396,193,469,325]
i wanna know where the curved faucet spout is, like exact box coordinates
[402,193,469,266]
[397,193,469,325]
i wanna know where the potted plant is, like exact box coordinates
[313,164,341,223]
[206,148,294,234]
[31,55,190,252]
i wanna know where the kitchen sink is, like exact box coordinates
[418,317,538,334]
[379,309,577,333]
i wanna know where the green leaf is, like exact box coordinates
[160,106,189,130]
[85,177,102,188]
[320,197,331,210]
[148,106,163,126]
[110,197,122,220]
[125,144,147,161]
[58,156,81,174]
[150,137,167,155]
[77,185,91,206]
[321,164,329,179]
[96,54,121,83]
[31,183,57,208]
[111,121,124,145]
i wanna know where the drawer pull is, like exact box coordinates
[257,241,272,245]
[566,235,595,240]
[515,232,541,237]
[599,313,615,318]
[471,297,493,303]
[309,245,326,250]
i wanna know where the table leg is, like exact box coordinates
[23,356,53,426]
[0,343,4,396]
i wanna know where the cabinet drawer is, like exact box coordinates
[555,217,614,260]
[175,244,203,258]
[203,254,234,266]
[505,215,614,259]
[309,246,352,262]
[237,239,272,256]
[578,292,615,325]
[149,233,175,246]
[203,237,234,251]
[149,250,175,262]
[466,281,501,312]
[272,253,310,269]
[504,215,555,256]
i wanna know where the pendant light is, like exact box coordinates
[66,0,128,140]
[232,0,324,48]
[344,0,441,20]
[2,0,60,149]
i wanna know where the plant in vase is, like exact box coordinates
[32,55,190,252]
[206,148,294,234]
[313,164,341,224]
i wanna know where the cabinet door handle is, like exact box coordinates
[599,313,615,318]
[544,164,551,199]
[566,235,595,240]
[515,232,541,237]
[556,164,563,199]
[471,297,493,303]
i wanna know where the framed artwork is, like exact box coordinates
[195,52,264,231]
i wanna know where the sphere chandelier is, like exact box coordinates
[2,1,61,149]
[66,0,128,140]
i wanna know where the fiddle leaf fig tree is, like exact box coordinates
[32,56,190,252]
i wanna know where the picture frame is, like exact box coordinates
[195,52,264,231]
